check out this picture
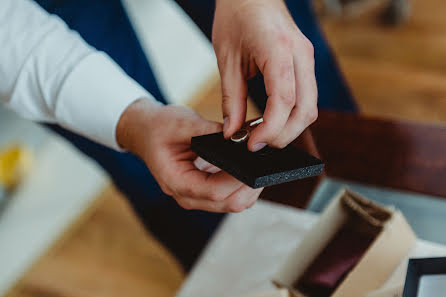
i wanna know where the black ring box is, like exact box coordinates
[191,132,324,188]
[403,257,446,297]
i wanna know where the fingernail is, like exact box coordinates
[194,157,212,171]
[223,117,229,136]
[252,142,267,152]
[206,165,221,174]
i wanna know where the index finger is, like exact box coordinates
[176,166,246,202]
[247,54,296,151]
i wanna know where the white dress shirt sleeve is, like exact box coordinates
[0,0,159,150]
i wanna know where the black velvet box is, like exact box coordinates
[191,132,324,188]
[403,257,446,297]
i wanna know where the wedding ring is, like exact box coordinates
[230,117,263,143]
[230,129,250,143]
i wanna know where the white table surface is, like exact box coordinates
[176,200,446,297]
[0,136,107,296]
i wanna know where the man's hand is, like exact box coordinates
[117,100,263,213]
[213,0,318,152]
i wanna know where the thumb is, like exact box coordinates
[190,114,223,138]
[219,58,248,139]
[199,119,223,135]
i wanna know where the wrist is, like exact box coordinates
[116,98,162,155]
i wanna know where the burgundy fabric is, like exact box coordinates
[298,227,375,295]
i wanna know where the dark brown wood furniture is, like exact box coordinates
[262,111,446,208]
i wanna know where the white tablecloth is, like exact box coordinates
[176,200,446,297]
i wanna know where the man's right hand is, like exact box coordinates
[213,0,318,152]
[116,100,263,213]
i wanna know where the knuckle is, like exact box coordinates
[278,93,295,108]
[301,38,315,56]
[221,93,231,106]
[276,32,293,49]
[177,199,193,210]
[306,106,319,124]
[228,203,245,213]
[215,47,229,64]
[216,51,233,76]
[257,123,281,144]
[279,62,295,82]
[159,184,171,196]
[207,189,226,202]
[177,185,195,199]
[271,137,288,149]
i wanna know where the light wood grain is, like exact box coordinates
[7,186,184,297]
[321,0,446,123]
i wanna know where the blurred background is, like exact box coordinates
[1,0,446,296]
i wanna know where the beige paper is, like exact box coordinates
[238,289,289,297]
[367,285,404,297]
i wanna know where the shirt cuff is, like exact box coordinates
[55,52,157,150]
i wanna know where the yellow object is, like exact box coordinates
[0,145,33,190]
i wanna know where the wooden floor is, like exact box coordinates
[322,0,446,124]
[7,1,446,296]
[7,187,184,297]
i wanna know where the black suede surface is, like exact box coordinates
[191,132,324,188]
